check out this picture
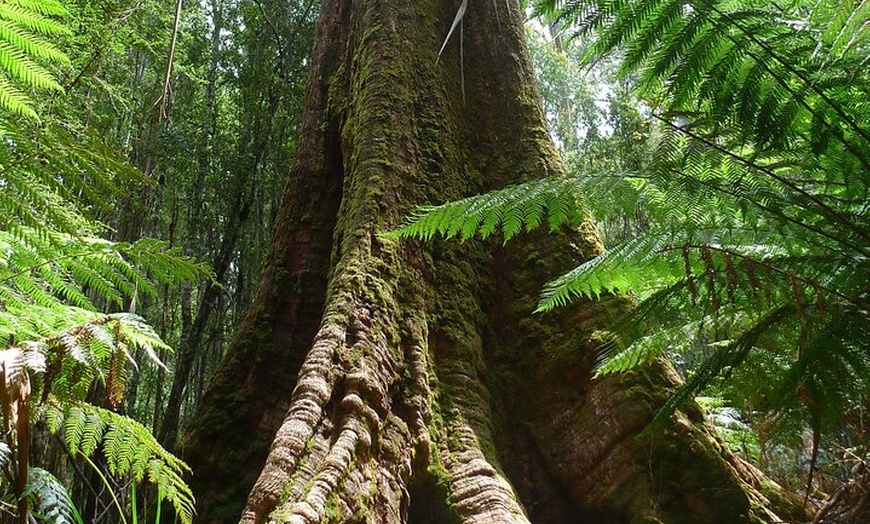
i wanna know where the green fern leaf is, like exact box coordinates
[0,73,33,116]
[0,39,63,90]
[2,0,68,17]
[0,3,70,35]
[22,468,77,524]
[385,176,589,243]
[44,401,195,524]
[0,0,70,118]
[62,405,86,455]
[0,20,68,62]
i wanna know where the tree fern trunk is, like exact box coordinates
[180,1,806,522]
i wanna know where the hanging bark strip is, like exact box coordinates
[181,1,809,523]
[159,0,184,121]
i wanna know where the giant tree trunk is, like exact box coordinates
[180,1,806,522]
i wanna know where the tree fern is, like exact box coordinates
[0,3,208,520]
[13,313,169,403]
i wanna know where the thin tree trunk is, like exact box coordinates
[160,0,315,447]
[157,0,224,446]
[181,1,808,523]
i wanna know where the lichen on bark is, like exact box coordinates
[180,1,807,523]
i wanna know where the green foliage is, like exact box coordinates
[0,0,70,118]
[22,468,78,524]
[387,175,589,242]
[0,124,145,222]
[538,0,870,440]
[0,1,211,521]
[43,402,194,523]
[398,0,870,459]
[0,124,212,348]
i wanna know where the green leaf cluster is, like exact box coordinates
[0,0,71,118]
[43,402,194,522]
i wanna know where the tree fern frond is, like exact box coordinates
[0,20,68,62]
[62,406,104,457]
[385,176,589,242]
[593,282,689,373]
[537,232,682,309]
[0,226,211,343]
[110,313,170,371]
[118,238,213,289]
[61,405,84,454]
[22,468,77,524]
[106,352,127,409]
[513,0,870,460]
[26,125,146,213]
[44,402,195,524]
[654,304,795,420]
[0,72,34,116]
[0,0,70,118]
[623,0,687,80]
[558,0,870,166]
[1,0,68,17]
[0,3,70,36]
[0,39,63,90]
[2,312,171,407]
[817,0,870,59]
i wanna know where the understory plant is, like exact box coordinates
[0,0,207,521]
[391,0,869,495]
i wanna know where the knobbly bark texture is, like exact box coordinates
[180,1,807,523]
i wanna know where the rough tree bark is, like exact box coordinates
[180,1,807,523]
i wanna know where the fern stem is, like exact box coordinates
[153,485,161,524]
[82,454,129,524]
[66,46,103,92]
[131,481,138,524]
[662,243,868,309]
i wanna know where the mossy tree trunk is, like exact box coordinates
[180,1,806,522]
